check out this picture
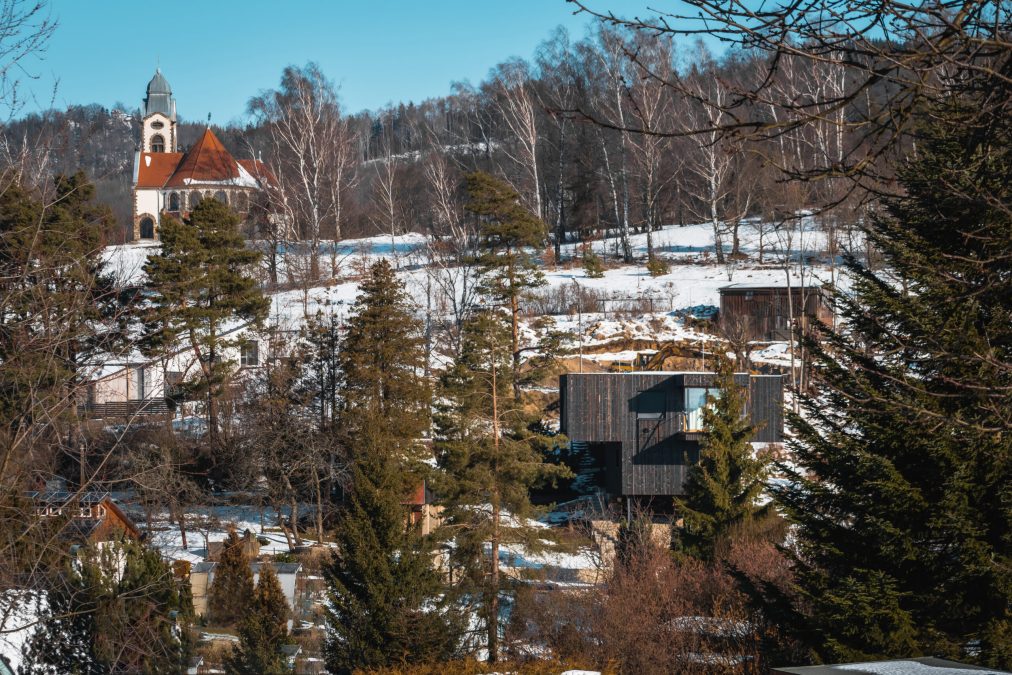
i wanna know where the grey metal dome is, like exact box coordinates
[146,68,171,95]
[143,69,175,119]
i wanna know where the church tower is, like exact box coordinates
[141,69,176,153]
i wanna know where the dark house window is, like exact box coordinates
[151,134,165,153]
[240,342,259,367]
[169,192,180,211]
[636,391,666,419]
[214,190,228,205]
[190,191,202,208]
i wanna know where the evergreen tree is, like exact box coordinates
[773,103,1012,667]
[464,171,547,401]
[324,260,461,674]
[674,357,770,560]
[434,308,570,662]
[141,198,267,444]
[0,172,120,483]
[226,563,289,675]
[21,538,192,674]
[208,529,254,627]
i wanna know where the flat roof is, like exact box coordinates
[772,657,1008,675]
[719,282,825,291]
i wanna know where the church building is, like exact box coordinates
[131,69,271,241]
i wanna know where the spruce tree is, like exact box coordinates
[324,260,460,674]
[674,357,770,560]
[464,171,547,401]
[773,103,1012,667]
[0,172,120,483]
[226,563,289,675]
[142,198,267,443]
[21,538,192,674]
[208,529,254,627]
[434,308,570,662]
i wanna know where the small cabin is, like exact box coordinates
[403,481,441,536]
[559,372,783,500]
[28,490,142,543]
[718,283,833,342]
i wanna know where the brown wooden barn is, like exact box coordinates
[718,283,834,341]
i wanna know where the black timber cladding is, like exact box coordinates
[559,372,783,496]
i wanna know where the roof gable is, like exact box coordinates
[165,128,243,188]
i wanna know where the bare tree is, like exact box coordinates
[249,63,355,283]
[488,59,544,222]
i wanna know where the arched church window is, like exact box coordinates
[233,191,248,212]
[214,190,228,205]
[190,191,202,209]
[139,217,155,239]
[169,192,179,211]
[151,134,165,153]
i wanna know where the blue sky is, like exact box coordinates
[22,0,661,123]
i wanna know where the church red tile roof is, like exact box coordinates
[165,128,241,187]
[237,158,276,186]
[134,128,271,190]
[135,152,183,188]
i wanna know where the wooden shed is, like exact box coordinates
[559,372,783,499]
[28,490,142,543]
[718,283,833,342]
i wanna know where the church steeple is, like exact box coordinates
[141,68,177,153]
[144,68,176,120]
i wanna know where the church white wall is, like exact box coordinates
[135,188,161,222]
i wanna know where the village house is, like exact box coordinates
[78,328,266,421]
[28,489,142,544]
[559,371,783,512]
[718,282,834,342]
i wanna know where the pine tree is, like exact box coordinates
[21,538,192,674]
[226,563,290,675]
[141,198,267,444]
[434,308,570,662]
[773,103,1012,666]
[674,357,770,560]
[0,173,120,484]
[208,529,254,627]
[465,171,547,401]
[324,260,461,674]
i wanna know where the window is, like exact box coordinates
[233,191,248,212]
[214,190,228,205]
[151,134,165,153]
[240,342,259,367]
[151,120,164,130]
[190,191,202,209]
[636,391,666,420]
[169,192,180,211]
[684,387,719,431]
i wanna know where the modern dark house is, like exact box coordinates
[718,283,834,341]
[559,372,783,503]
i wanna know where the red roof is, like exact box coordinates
[164,128,240,187]
[237,158,277,186]
[136,152,183,188]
